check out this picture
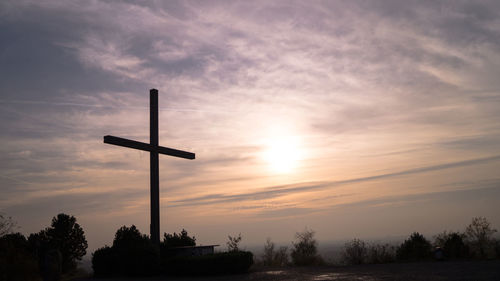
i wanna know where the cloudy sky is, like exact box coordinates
[1,0,500,252]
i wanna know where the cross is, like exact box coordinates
[103,89,195,246]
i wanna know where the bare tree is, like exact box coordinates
[0,213,17,237]
[262,238,275,265]
[291,228,320,265]
[227,233,242,252]
[262,238,288,266]
[341,238,367,265]
[465,217,497,259]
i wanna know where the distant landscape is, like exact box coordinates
[2,213,500,280]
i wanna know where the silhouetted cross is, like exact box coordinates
[104,89,195,246]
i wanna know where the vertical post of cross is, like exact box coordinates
[150,89,160,246]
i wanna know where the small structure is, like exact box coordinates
[434,246,444,261]
[165,245,220,257]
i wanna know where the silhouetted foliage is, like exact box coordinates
[367,243,396,264]
[92,225,159,277]
[341,238,367,265]
[341,240,396,265]
[291,229,322,266]
[0,233,40,281]
[91,246,117,276]
[27,213,86,278]
[162,229,196,248]
[396,232,432,261]
[227,233,242,252]
[47,214,87,273]
[261,238,288,266]
[162,251,253,275]
[0,213,17,237]
[465,217,497,259]
[434,231,469,259]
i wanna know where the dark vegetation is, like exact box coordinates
[254,216,499,267]
[334,216,498,266]
[162,251,254,275]
[92,227,253,277]
[92,225,160,276]
[0,213,87,281]
[162,228,196,248]
[290,229,323,266]
[2,213,499,280]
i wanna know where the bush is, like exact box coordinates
[465,217,497,259]
[0,213,17,237]
[91,246,117,276]
[0,233,40,281]
[92,225,159,277]
[341,238,367,265]
[367,243,396,264]
[434,231,469,259]
[396,232,432,261]
[227,233,242,252]
[261,238,288,266]
[162,251,253,275]
[162,229,196,249]
[291,229,322,266]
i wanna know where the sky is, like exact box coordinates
[1,0,500,254]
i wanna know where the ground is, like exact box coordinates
[72,260,500,281]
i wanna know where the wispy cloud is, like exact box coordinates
[1,0,500,246]
[170,154,500,207]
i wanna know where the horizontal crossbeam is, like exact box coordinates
[104,135,195,160]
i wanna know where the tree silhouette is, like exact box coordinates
[227,233,242,252]
[0,233,40,281]
[49,214,87,272]
[262,238,288,266]
[341,238,367,265]
[0,213,17,237]
[113,225,150,249]
[396,232,432,261]
[93,225,159,276]
[465,217,497,259]
[291,229,320,265]
[434,231,469,259]
[162,229,196,248]
[29,213,87,273]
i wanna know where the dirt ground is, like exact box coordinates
[73,260,500,281]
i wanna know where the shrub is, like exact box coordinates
[227,233,242,252]
[396,232,432,261]
[162,229,196,249]
[465,217,497,259]
[92,225,159,277]
[162,251,253,275]
[274,246,289,266]
[0,213,17,237]
[91,246,117,276]
[434,231,469,259]
[0,233,40,281]
[291,229,321,266]
[341,238,367,265]
[367,243,396,264]
[261,238,288,266]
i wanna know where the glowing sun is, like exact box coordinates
[263,136,302,174]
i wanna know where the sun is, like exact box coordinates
[263,136,302,174]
